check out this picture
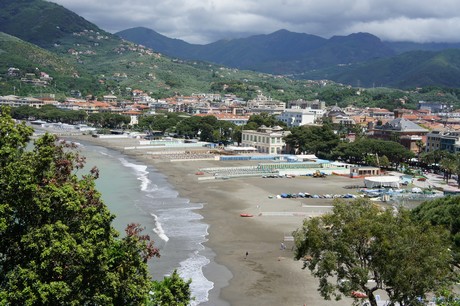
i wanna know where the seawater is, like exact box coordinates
[76,142,214,305]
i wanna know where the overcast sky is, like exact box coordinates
[51,0,460,44]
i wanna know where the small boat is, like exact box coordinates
[240,213,254,217]
[351,291,368,298]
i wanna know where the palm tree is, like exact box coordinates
[415,140,425,157]
[439,153,457,184]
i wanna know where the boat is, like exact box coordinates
[351,291,368,298]
[240,213,254,217]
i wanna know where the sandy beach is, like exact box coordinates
[64,135,364,306]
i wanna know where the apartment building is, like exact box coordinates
[426,129,460,153]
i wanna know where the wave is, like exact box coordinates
[119,158,157,192]
[178,250,213,305]
[151,213,169,242]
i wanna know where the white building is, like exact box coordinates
[277,108,316,127]
[0,95,43,108]
[241,125,291,154]
[247,94,286,114]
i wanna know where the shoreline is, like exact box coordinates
[63,135,357,305]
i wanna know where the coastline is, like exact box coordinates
[64,135,354,306]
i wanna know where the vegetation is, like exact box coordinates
[284,124,340,157]
[330,138,415,169]
[412,195,460,268]
[420,150,460,186]
[293,198,455,306]
[0,107,192,305]
[3,1,460,109]
[149,270,193,306]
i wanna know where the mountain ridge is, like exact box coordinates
[1,0,460,93]
[116,27,396,74]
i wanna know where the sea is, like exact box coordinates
[75,141,231,306]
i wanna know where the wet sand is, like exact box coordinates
[65,135,358,306]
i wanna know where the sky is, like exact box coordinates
[50,0,460,45]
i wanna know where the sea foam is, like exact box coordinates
[151,213,169,242]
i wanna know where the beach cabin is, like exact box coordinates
[350,166,380,178]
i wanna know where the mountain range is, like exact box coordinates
[116,27,397,75]
[2,0,460,93]
[116,27,460,88]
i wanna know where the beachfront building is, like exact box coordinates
[241,125,291,154]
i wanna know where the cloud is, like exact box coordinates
[51,0,460,44]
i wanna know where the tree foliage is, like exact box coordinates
[174,115,237,143]
[284,124,339,157]
[293,198,454,306]
[0,107,191,305]
[11,105,87,124]
[412,195,460,268]
[330,138,414,168]
[148,270,193,306]
[245,113,285,129]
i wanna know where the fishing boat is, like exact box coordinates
[240,213,254,217]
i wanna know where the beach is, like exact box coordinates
[64,135,360,306]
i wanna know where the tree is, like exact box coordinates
[439,153,458,184]
[246,113,285,129]
[148,270,193,306]
[284,124,339,156]
[330,138,414,168]
[0,107,191,305]
[293,198,453,306]
[412,195,460,268]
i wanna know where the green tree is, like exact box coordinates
[0,107,191,305]
[148,270,193,306]
[330,138,413,168]
[246,113,285,128]
[439,153,458,184]
[412,195,460,268]
[284,124,339,156]
[293,198,453,306]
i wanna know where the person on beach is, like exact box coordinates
[245,251,248,259]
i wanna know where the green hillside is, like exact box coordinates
[2,0,460,108]
[0,0,104,49]
[0,32,100,97]
[299,49,460,88]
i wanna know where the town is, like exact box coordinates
[2,90,460,157]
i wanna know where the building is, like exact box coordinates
[195,113,250,126]
[288,99,326,110]
[241,125,291,154]
[0,95,43,108]
[371,110,428,153]
[276,108,316,127]
[426,129,460,153]
[418,101,452,113]
[247,94,285,114]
